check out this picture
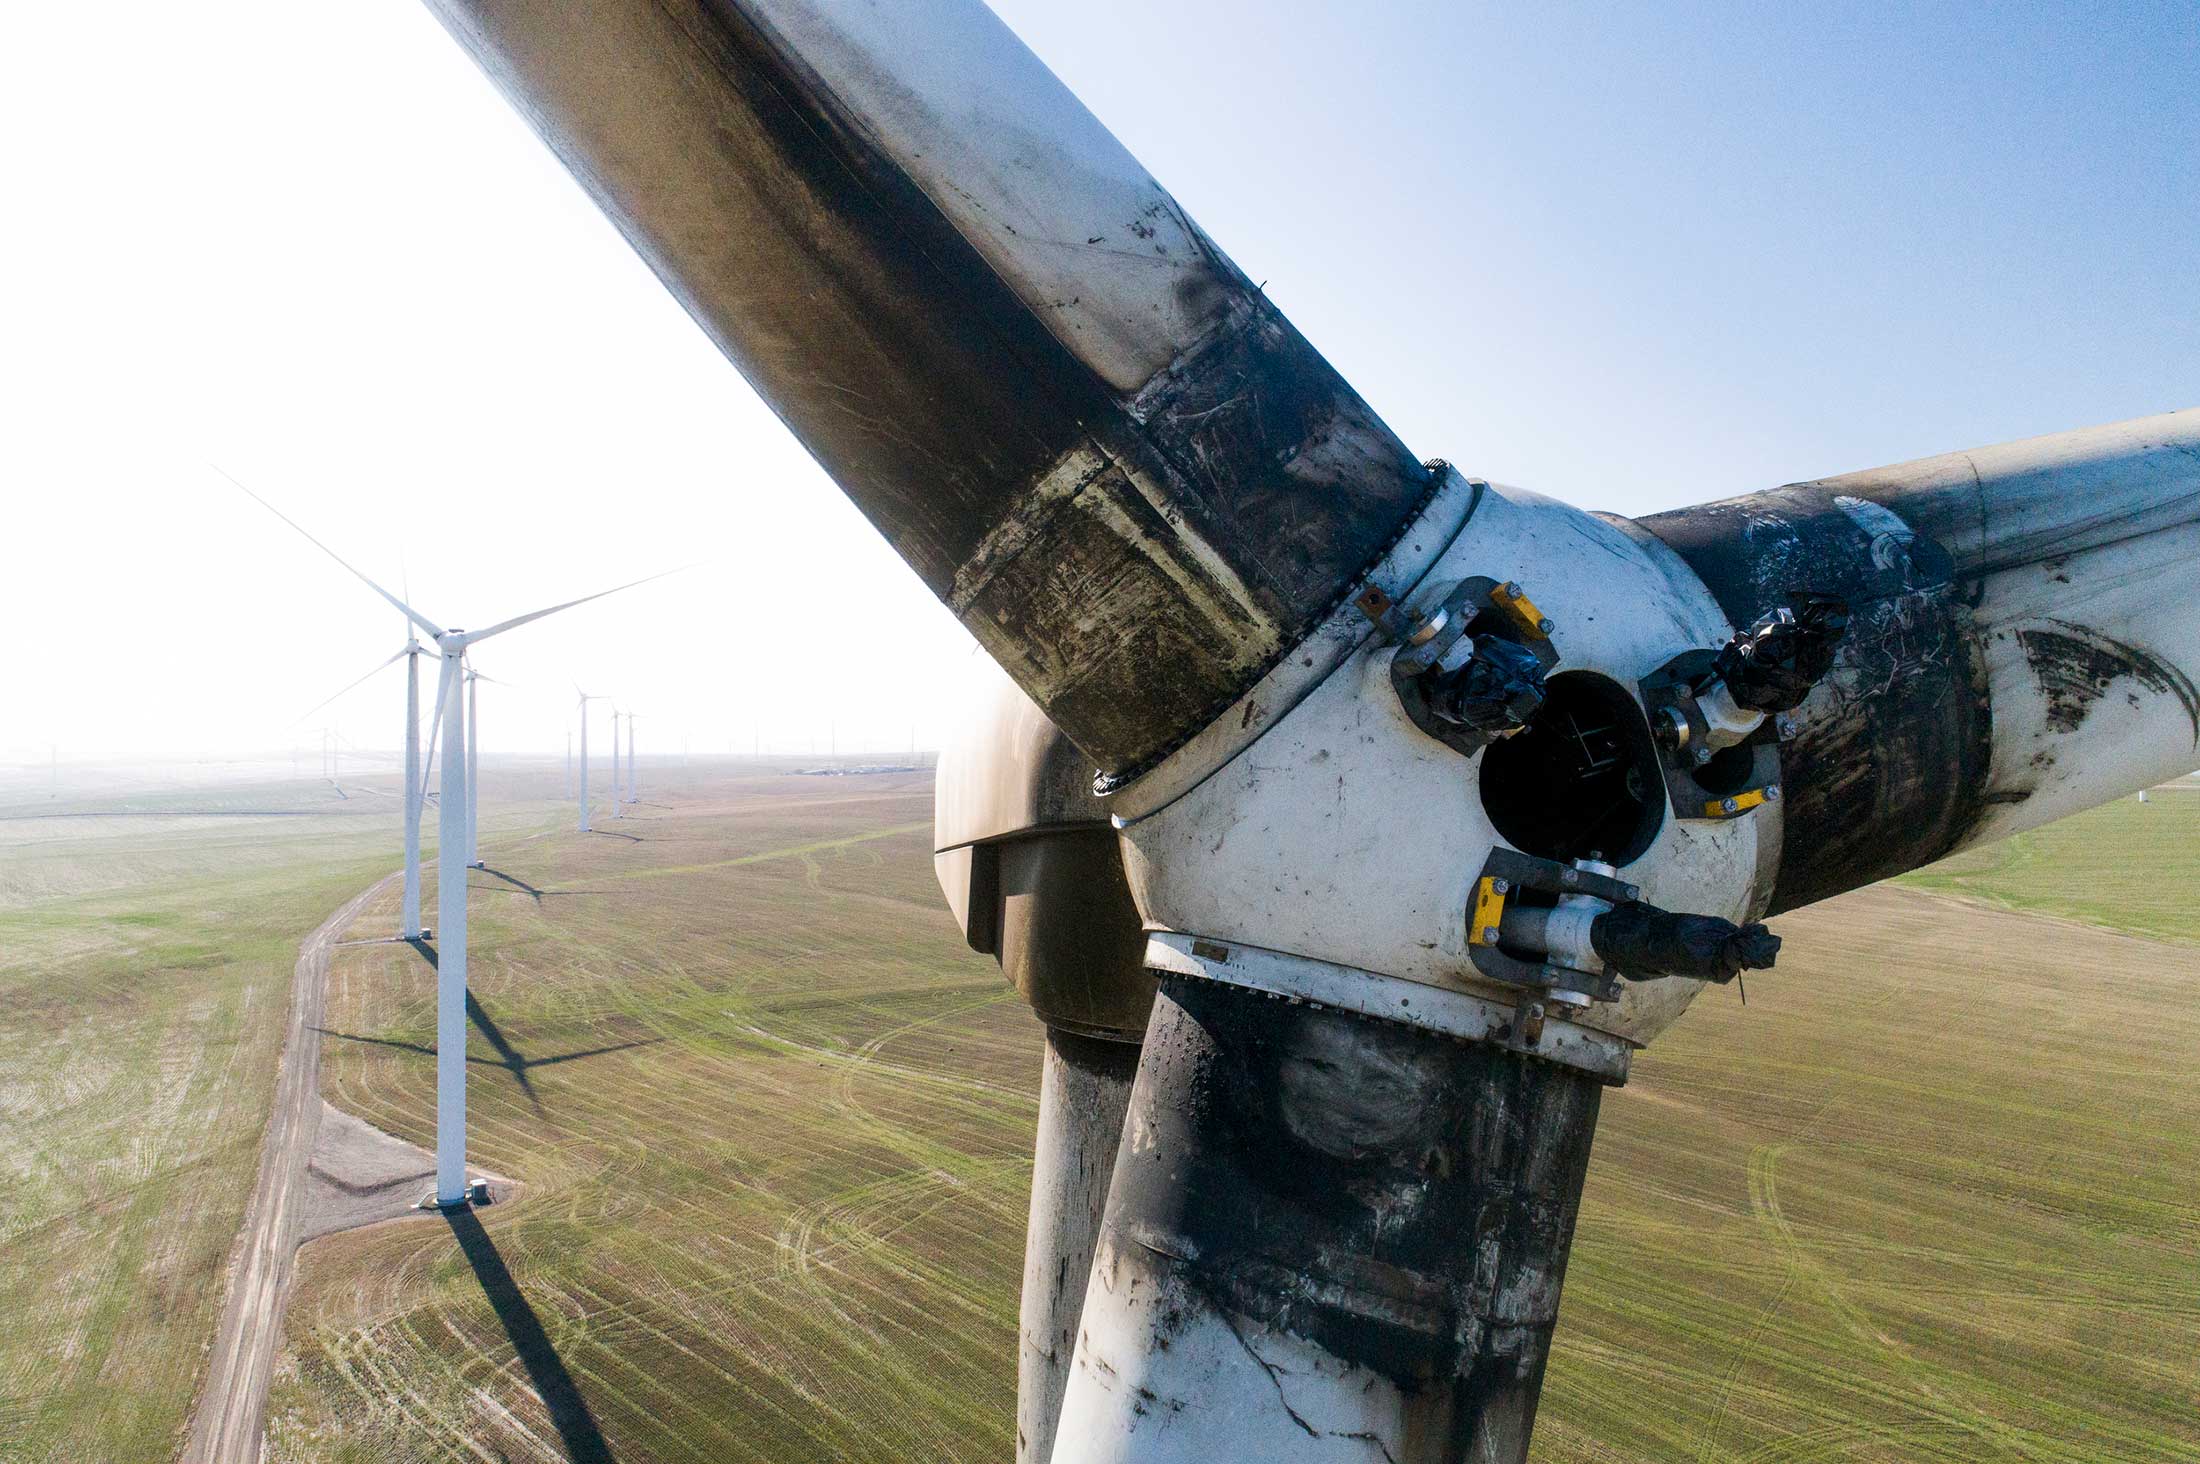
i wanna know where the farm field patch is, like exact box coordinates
[261,768,2199,1463]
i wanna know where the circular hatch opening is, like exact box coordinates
[1479,670,1665,866]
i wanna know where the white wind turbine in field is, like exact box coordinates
[460,663,514,870]
[624,711,641,804]
[293,625,436,939]
[575,690,608,832]
[232,474,677,1208]
[609,708,625,819]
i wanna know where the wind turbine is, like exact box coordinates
[575,690,607,832]
[230,473,675,1208]
[291,629,434,939]
[414,2,2200,1455]
[624,711,639,804]
[608,709,623,819]
[460,663,513,869]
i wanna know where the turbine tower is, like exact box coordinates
[624,711,639,803]
[575,690,607,832]
[411,1,2200,1454]
[290,628,435,940]
[232,475,672,1207]
[460,664,510,869]
[609,709,624,819]
[464,662,483,868]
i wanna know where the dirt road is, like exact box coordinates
[181,874,395,1464]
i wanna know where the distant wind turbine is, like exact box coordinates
[610,709,625,819]
[624,711,640,804]
[291,626,435,939]
[461,663,513,870]
[229,470,677,1208]
[575,690,608,832]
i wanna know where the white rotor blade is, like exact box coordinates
[289,646,409,728]
[420,655,453,802]
[458,565,692,647]
[218,466,446,640]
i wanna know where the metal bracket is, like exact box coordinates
[1465,848,1636,1004]
[1360,577,1561,760]
[1639,650,1784,822]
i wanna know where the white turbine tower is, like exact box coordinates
[624,712,640,804]
[232,475,673,1207]
[290,627,436,940]
[460,664,512,869]
[610,709,625,819]
[575,690,607,831]
[465,662,483,868]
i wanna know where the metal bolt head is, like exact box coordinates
[1764,784,1782,802]
[1482,925,1501,943]
[1490,878,1510,894]
[1776,715,1799,739]
[1559,869,1578,886]
[1720,796,1739,813]
[1693,745,1713,765]
[1536,616,1555,634]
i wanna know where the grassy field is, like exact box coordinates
[1898,787,2200,943]
[1543,797,2200,1461]
[6,767,2194,1460]
[268,768,1025,1463]
[256,771,2199,1463]
[0,777,469,1462]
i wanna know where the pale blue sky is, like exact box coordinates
[5,2,2194,764]
[998,0,2199,507]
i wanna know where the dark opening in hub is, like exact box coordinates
[1480,671,1664,866]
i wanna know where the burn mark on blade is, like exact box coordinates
[1639,488,1993,913]
[2016,621,2200,744]
[422,0,1430,779]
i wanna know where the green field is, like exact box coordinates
[0,782,437,1462]
[1898,789,2200,943]
[4,770,2196,1460]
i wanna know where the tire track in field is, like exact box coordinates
[182,871,396,1464]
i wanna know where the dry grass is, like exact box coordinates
[0,781,439,1463]
[9,766,2194,1461]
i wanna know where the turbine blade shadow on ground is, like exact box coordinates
[478,867,546,903]
[444,1206,617,1464]
[473,867,631,901]
[465,991,539,1112]
[311,1026,666,1115]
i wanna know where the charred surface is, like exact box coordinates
[1098,977,1600,1458]
[1640,488,1993,913]
[991,829,1156,1041]
[421,0,1430,777]
[2017,621,2200,744]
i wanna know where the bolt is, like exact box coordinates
[1482,925,1501,943]
[1504,581,1523,598]
[1536,616,1555,634]
[1720,797,1739,814]
[1490,877,1510,895]
[1693,746,1713,765]
[1776,715,1799,739]
[1559,869,1579,886]
[1765,784,1782,802]
[1623,884,1640,901]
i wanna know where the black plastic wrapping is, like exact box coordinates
[1590,902,1781,982]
